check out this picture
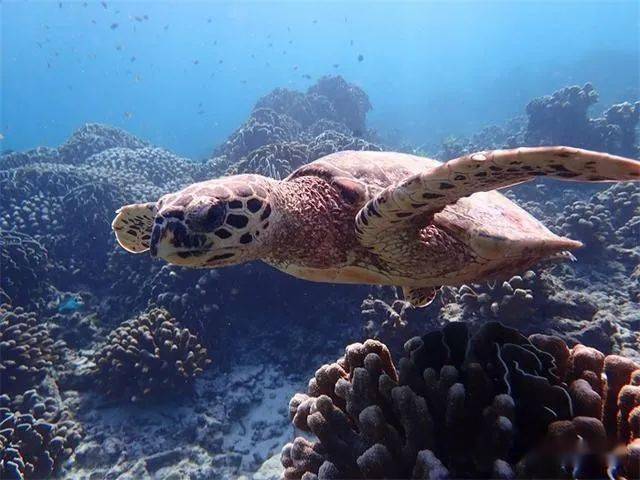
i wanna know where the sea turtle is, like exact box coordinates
[112,147,640,307]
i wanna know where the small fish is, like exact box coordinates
[124,111,133,119]
[358,54,364,62]
[218,59,223,64]
[302,74,311,80]
[58,2,62,8]
[193,59,199,65]
[83,2,88,6]
[0,133,4,140]
[110,23,118,30]
[293,65,298,71]
[312,19,317,24]
[91,19,96,24]
[164,24,169,30]
[134,16,143,22]
[143,14,148,20]
[241,79,247,84]
[116,44,122,51]
[333,63,339,68]
[350,39,354,46]
[197,110,205,115]
[101,1,107,8]
[130,56,136,62]
[134,74,141,82]
[207,17,212,23]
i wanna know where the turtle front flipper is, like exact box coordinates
[356,146,640,252]
[112,202,157,253]
[402,286,438,307]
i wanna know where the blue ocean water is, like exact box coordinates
[3,1,638,158]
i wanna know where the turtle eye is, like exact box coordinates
[187,202,227,233]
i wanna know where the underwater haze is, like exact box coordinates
[2,1,640,480]
[3,1,639,157]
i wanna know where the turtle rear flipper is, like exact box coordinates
[356,146,640,252]
[112,202,157,253]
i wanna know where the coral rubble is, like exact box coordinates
[283,322,640,479]
[92,307,211,402]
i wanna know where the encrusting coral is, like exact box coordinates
[283,322,640,479]
[0,305,62,396]
[0,389,82,480]
[92,307,211,402]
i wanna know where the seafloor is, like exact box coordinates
[1,76,639,479]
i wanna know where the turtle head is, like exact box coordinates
[112,175,276,268]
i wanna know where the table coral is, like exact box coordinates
[283,322,640,479]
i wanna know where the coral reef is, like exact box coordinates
[1,76,638,480]
[556,182,640,264]
[0,305,62,396]
[57,123,149,164]
[210,76,379,179]
[227,141,310,179]
[525,83,640,157]
[283,322,640,479]
[0,231,50,308]
[361,288,445,355]
[437,83,639,160]
[307,75,372,134]
[0,389,82,480]
[92,307,211,402]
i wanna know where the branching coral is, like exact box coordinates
[283,322,640,479]
[92,307,211,401]
[0,390,82,480]
[0,305,62,396]
[458,270,546,322]
[361,291,444,356]
[456,269,601,331]
[557,182,640,264]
